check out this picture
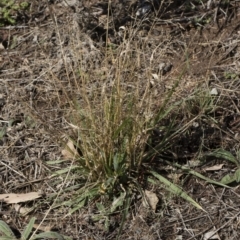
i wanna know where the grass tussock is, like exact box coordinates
[1,1,240,239]
[23,7,238,237]
[45,24,227,221]
[47,27,186,210]
[57,41,174,200]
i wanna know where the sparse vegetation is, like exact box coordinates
[0,218,71,240]
[1,0,240,239]
[0,0,29,26]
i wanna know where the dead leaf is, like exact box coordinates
[203,228,220,239]
[33,223,53,232]
[14,203,34,215]
[0,192,42,204]
[151,73,159,80]
[61,139,79,159]
[204,164,224,171]
[144,190,159,212]
[0,43,5,50]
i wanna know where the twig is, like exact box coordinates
[0,26,28,29]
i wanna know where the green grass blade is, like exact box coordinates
[117,189,131,240]
[206,149,239,166]
[113,118,132,140]
[111,192,126,213]
[221,173,236,185]
[149,171,204,211]
[166,161,230,188]
[96,202,106,212]
[0,127,6,140]
[235,168,240,182]
[68,187,99,214]
[32,231,69,240]
[68,199,86,214]
[46,160,69,164]
[154,68,186,125]
[50,165,79,177]
[22,217,35,240]
[0,220,15,238]
[221,168,240,185]
[0,238,15,240]
[187,168,229,188]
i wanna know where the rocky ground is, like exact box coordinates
[1,0,240,239]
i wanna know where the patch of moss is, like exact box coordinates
[0,0,29,26]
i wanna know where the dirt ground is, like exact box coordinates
[1,0,240,239]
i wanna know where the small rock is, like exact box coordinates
[158,62,173,75]
[192,122,199,128]
[136,1,152,17]
[210,88,218,95]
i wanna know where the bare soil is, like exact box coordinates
[1,0,240,239]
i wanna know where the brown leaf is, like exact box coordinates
[0,43,5,50]
[33,223,53,232]
[203,228,220,239]
[61,139,79,159]
[204,164,224,171]
[14,203,33,215]
[144,190,159,212]
[0,192,42,204]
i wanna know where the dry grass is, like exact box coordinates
[1,0,240,239]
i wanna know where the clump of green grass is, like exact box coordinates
[0,0,29,26]
[49,42,228,214]
[42,10,232,237]
[0,218,71,240]
[206,149,240,185]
